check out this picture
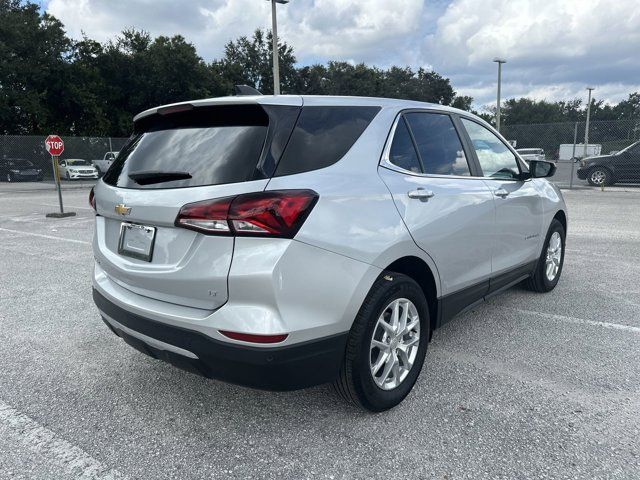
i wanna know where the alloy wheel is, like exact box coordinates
[590,169,606,185]
[545,231,562,281]
[369,298,420,390]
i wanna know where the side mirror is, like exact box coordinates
[529,160,556,178]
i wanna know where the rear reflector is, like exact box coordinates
[175,190,318,238]
[175,196,233,235]
[219,330,288,344]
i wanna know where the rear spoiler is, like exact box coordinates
[133,96,301,124]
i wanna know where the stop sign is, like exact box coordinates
[45,135,64,156]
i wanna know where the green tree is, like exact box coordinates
[0,0,71,134]
[612,92,640,120]
[86,29,213,135]
[219,29,297,95]
[451,95,473,111]
[4,3,636,138]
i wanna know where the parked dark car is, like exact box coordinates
[577,140,640,186]
[0,158,43,182]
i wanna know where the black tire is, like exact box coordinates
[525,219,565,293]
[587,166,613,186]
[333,272,430,412]
[65,171,71,181]
[6,173,12,182]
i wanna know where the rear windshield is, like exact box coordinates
[274,106,380,177]
[103,105,268,189]
[7,159,33,167]
[103,104,380,189]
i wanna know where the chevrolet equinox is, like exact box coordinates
[91,95,567,412]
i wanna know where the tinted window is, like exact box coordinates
[8,159,33,167]
[404,113,470,176]
[274,106,380,176]
[388,118,421,173]
[624,142,640,155]
[104,106,269,189]
[461,118,521,180]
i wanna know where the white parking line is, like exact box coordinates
[0,227,91,245]
[512,307,640,334]
[0,401,127,479]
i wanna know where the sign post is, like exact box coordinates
[44,135,76,218]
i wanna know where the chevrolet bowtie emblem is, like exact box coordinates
[114,204,131,215]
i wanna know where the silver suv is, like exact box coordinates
[91,96,566,411]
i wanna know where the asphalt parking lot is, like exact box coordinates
[0,184,639,480]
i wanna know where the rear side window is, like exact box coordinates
[103,105,269,189]
[274,106,380,177]
[388,118,421,173]
[404,113,471,176]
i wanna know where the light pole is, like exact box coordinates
[583,87,594,159]
[493,58,506,132]
[268,0,289,95]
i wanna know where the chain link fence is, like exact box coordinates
[0,135,129,181]
[503,119,640,188]
[2,120,639,188]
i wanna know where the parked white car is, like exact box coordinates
[517,148,545,163]
[58,158,99,180]
[92,151,120,174]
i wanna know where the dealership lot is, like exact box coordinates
[0,186,639,479]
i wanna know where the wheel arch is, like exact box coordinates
[589,163,615,179]
[383,256,439,334]
[553,209,567,233]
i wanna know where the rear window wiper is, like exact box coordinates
[128,170,192,185]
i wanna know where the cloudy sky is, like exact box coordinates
[41,0,640,109]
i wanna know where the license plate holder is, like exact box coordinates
[118,223,156,262]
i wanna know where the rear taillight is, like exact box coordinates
[175,195,234,235]
[175,190,318,238]
[89,187,96,210]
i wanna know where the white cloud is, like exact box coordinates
[284,0,425,65]
[46,0,640,107]
[428,0,640,66]
[47,0,426,64]
[426,0,640,104]
[48,0,271,59]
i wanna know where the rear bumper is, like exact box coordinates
[93,288,348,391]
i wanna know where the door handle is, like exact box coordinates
[494,188,510,198]
[407,189,435,200]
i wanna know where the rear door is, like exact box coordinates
[614,142,640,180]
[378,110,495,301]
[93,102,300,310]
[459,117,543,286]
